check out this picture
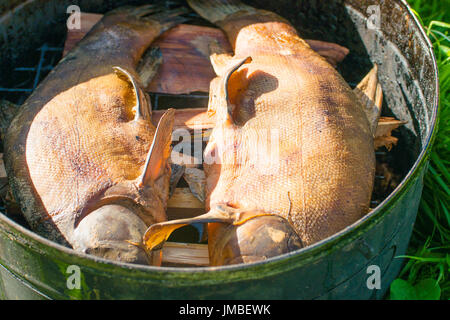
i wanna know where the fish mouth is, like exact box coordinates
[72,204,153,265]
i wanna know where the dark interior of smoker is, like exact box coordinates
[0,0,423,249]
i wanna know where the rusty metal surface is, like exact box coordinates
[0,0,439,299]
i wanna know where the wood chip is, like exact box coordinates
[167,188,204,209]
[162,242,209,266]
[374,117,407,150]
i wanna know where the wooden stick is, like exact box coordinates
[167,188,204,209]
[161,242,209,266]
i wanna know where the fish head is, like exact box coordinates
[71,108,176,266]
[208,211,303,266]
[72,204,155,265]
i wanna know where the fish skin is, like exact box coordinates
[4,6,184,262]
[193,0,375,262]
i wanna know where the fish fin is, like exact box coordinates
[137,46,163,87]
[113,66,151,121]
[143,205,237,251]
[221,56,252,124]
[139,109,175,186]
[353,64,382,135]
[208,40,234,76]
[187,0,253,24]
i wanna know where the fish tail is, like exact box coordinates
[187,0,255,24]
[147,6,191,33]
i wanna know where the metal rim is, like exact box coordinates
[0,0,440,282]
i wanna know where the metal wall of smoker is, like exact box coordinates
[0,0,439,299]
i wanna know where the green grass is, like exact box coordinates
[388,0,450,300]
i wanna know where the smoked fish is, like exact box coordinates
[144,0,378,266]
[4,5,188,264]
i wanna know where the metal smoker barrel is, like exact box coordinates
[0,0,439,299]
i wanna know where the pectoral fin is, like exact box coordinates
[143,207,235,251]
[139,109,175,186]
[142,205,276,251]
[223,56,252,106]
[113,66,151,121]
[213,56,252,125]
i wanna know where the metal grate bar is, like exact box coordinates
[0,45,63,96]
[0,88,33,92]
[32,44,49,90]
[153,93,160,110]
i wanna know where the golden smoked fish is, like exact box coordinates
[143,0,380,266]
[4,5,188,264]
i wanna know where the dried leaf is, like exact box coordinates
[375,117,407,137]
[374,117,406,150]
[183,168,206,203]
